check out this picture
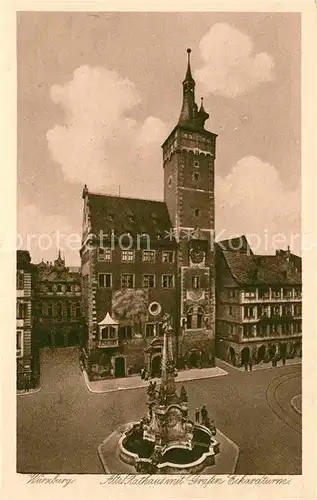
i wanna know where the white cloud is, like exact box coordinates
[47,65,168,197]
[17,204,81,265]
[196,23,275,97]
[216,156,301,254]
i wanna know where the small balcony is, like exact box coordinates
[242,316,257,323]
[98,338,118,348]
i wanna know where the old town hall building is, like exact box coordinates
[81,49,217,379]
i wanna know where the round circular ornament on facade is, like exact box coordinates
[148,301,162,316]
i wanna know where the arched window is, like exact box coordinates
[57,302,63,319]
[186,307,194,329]
[76,303,81,318]
[186,306,205,330]
[197,307,204,328]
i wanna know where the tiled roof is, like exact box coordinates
[87,193,175,244]
[222,251,301,286]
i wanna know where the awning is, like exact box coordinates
[98,312,119,326]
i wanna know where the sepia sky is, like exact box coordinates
[17,12,301,265]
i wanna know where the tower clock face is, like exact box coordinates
[190,248,204,264]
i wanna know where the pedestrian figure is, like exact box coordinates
[195,408,200,423]
[23,373,29,392]
[201,405,208,425]
[141,367,145,380]
[282,357,286,366]
[248,359,253,372]
[244,361,248,371]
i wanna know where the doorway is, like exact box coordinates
[229,347,236,366]
[151,355,162,377]
[241,347,250,366]
[114,357,126,378]
[188,351,200,368]
[257,345,266,362]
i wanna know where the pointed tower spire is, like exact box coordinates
[197,96,209,128]
[184,48,194,82]
[178,48,198,127]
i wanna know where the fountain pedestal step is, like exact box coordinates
[98,423,239,475]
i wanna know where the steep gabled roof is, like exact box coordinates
[87,193,175,245]
[221,251,301,286]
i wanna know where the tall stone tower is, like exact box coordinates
[162,49,217,368]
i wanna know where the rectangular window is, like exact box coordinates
[294,287,302,298]
[16,271,24,290]
[272,306,280,316]
[48,304,53,318]
[57,285,62,292]
[243,325,252,338]
[142,274,155,288]
[157,323,164,337]
[283,305,292,316]
[258,288,269,299]
[98,247,112,261]
[162,275,175,289]
[119,325,132,340]
[98,273,112,288]
[244,306,255,318]
[192,276,200,289]
[66,285,72,292]
[227,289,236,298]
[47,285,53,293]
[121,250,135,262]
[162,251,174,263]
[271,288,281,299]
[283,288,293,298]
[244,288,256,298]
[16,330,23,357]
[121,274,134,288]
[259,305,269,317]
[294,305,302,316]
[101,326,117,340]
[17,302,27,319]
[229,306,233,316]
[145,323,155,337]
[259,324,267,337]
[142,250,155,263]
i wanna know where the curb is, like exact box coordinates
[217,358,302,373]
[217,429,240,474]
[83,368,228,395]
[290,394,302,415]
[17,386,42,396]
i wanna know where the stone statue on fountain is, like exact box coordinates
[143,319,195,456]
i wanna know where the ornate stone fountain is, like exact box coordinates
[117,325,220,474]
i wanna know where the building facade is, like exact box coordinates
[16,250,38,389]
[33,252,84,348]
[215,237,302,366]
[81,49,217,379]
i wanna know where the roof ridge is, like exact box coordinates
[88,191,165,204]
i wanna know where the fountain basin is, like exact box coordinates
[119,421,220,474]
